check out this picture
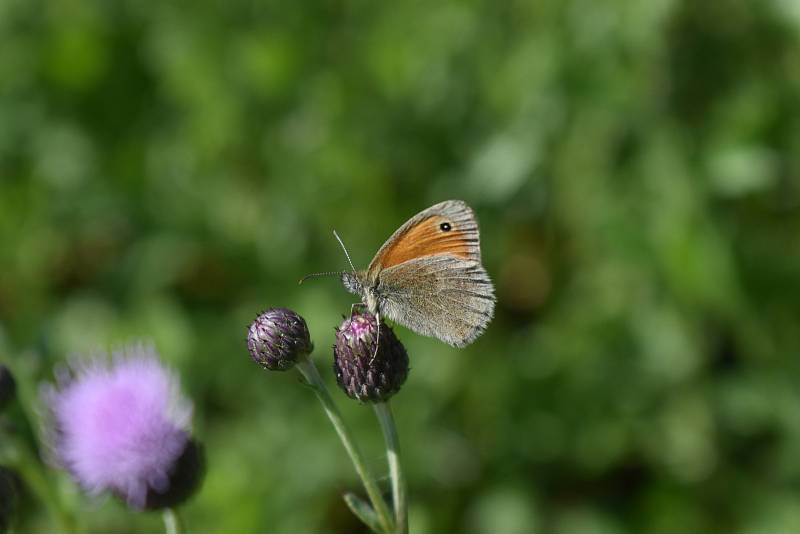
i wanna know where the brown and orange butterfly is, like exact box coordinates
[335,200,495,347]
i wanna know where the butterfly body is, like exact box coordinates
[340,200,495,348]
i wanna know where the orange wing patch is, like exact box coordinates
[375,215,472,269]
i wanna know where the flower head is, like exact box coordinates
[42,345,201,509]
[0,365,15,412]
[247,308,313,370]
[333,313,409,403]
[0,467,20,532]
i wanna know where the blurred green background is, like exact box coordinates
[3,0,800,532]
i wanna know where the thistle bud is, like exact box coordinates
[333,313,409,402]
[0,365,15,412]
[247,308,313,371]
[0,467,19,533]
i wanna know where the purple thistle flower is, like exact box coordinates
[42,345,196,509]
[334,312,409,403]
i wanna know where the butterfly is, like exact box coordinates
[335,200,495,348]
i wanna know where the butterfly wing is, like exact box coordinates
[366,200,482,278]
[375,255,495,347]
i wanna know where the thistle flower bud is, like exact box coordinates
[0,467,19,533]
[0,365,15,412]
[247,308,313,371]
[333,313,409,403]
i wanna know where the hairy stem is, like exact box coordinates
[295,355,394,534]
[374,402,407,534]
[162,508,184,534]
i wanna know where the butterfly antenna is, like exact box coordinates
[333,229,357,274]
[298,271,344,284]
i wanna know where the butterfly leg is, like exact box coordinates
[350,302,367,317]
[369,312,381,364]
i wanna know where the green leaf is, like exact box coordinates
[343,492,383,533]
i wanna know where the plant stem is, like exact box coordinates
[295,355,394,534]
[162,508,183,534]
[373,402,407,534]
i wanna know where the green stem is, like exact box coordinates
[295,355,394,534]
[373,402,407,534]
[162,508,184,534]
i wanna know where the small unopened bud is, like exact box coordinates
[247,308,313,371]
[0,366,15,412]
[333,313,409,402]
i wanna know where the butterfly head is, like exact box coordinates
[340,271,364,297]
[341,271,382,314]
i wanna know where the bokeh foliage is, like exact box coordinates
[3,0,800,532]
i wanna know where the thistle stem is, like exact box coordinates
[162,508,184,534]
[373,402,407,534]
[295,354,394,534]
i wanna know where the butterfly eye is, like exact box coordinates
[439,222,452,232]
